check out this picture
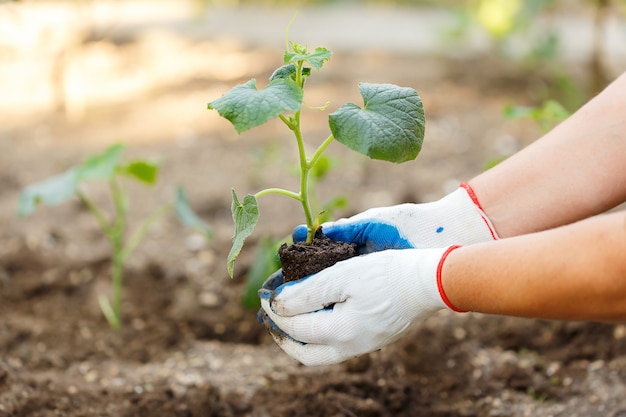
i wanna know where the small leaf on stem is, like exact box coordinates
[284,47,332,70]
[270,64,312,82]
[175,186,213,239]
[269,64,296,81]
[18,143,128,217]
[122,160,159,185]
[228,189,260,278]
[77,143,125,181]
[18,169,79,217]
[208,78,303,133]
[329,83,425,163]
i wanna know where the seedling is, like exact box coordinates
[208,41,425,278]
[18,143,211,329]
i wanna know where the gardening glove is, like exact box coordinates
[258,245,463,366]
[293,183,498,252]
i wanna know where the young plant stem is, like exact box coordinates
[106,177,127,329]
[309,134,335,168]
[255,188,300,200]
[77,178,143,330]
[77,191,110,233]
[109,237,124,329]
[295,124,316,242]
[257,61,338,244]
[287,60,315,242]
[77,190,120,328]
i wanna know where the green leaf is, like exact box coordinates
[18,168,79,217]
[269,64,312,82]
[17,143,126,217]
[269,64,296,81]
[329,83,425,163]
[175,186,213,240]
[284,47,332,70]
[77,143,125,181]
[207,78,303,133]
[122,160,159,185]
[227,189,259,278]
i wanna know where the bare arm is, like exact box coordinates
[469,72,626,238]
[442,211,626,321]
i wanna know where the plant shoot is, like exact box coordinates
[18,143,211,329]
[208,42,425,278]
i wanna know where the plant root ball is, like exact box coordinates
[278,228,357,283]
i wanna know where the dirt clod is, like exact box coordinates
[278,228,358,282]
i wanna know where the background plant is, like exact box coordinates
[208,41,425,278]
[18,143,211,329]
[503,99,571,133]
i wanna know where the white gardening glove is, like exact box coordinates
[292,183,497,252]
[258,245,462,366]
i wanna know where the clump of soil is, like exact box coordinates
[278,227,358,282]
[258,228,357,342]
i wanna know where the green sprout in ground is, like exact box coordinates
[18,143,211,329]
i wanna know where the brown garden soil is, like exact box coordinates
[278,228,357,283]
[1,16,626,416]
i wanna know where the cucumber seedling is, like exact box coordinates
[208,41,426,280]
[18,143,211,329]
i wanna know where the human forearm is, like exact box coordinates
[442,211,626,321]
[469,72,626,238]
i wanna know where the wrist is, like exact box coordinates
[436,245,467,312]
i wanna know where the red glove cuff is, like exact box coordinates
[436,245,467,313]
[459,182,499,241]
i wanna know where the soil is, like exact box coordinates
[2,4,626,417]
[278,228,358,282]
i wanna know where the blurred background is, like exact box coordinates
[1,0,625,120]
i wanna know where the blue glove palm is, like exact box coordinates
[294,220,413,253]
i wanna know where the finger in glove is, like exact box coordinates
[260,268,285,292]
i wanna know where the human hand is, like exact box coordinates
[293,184,497,253]
[258,246,462,366]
